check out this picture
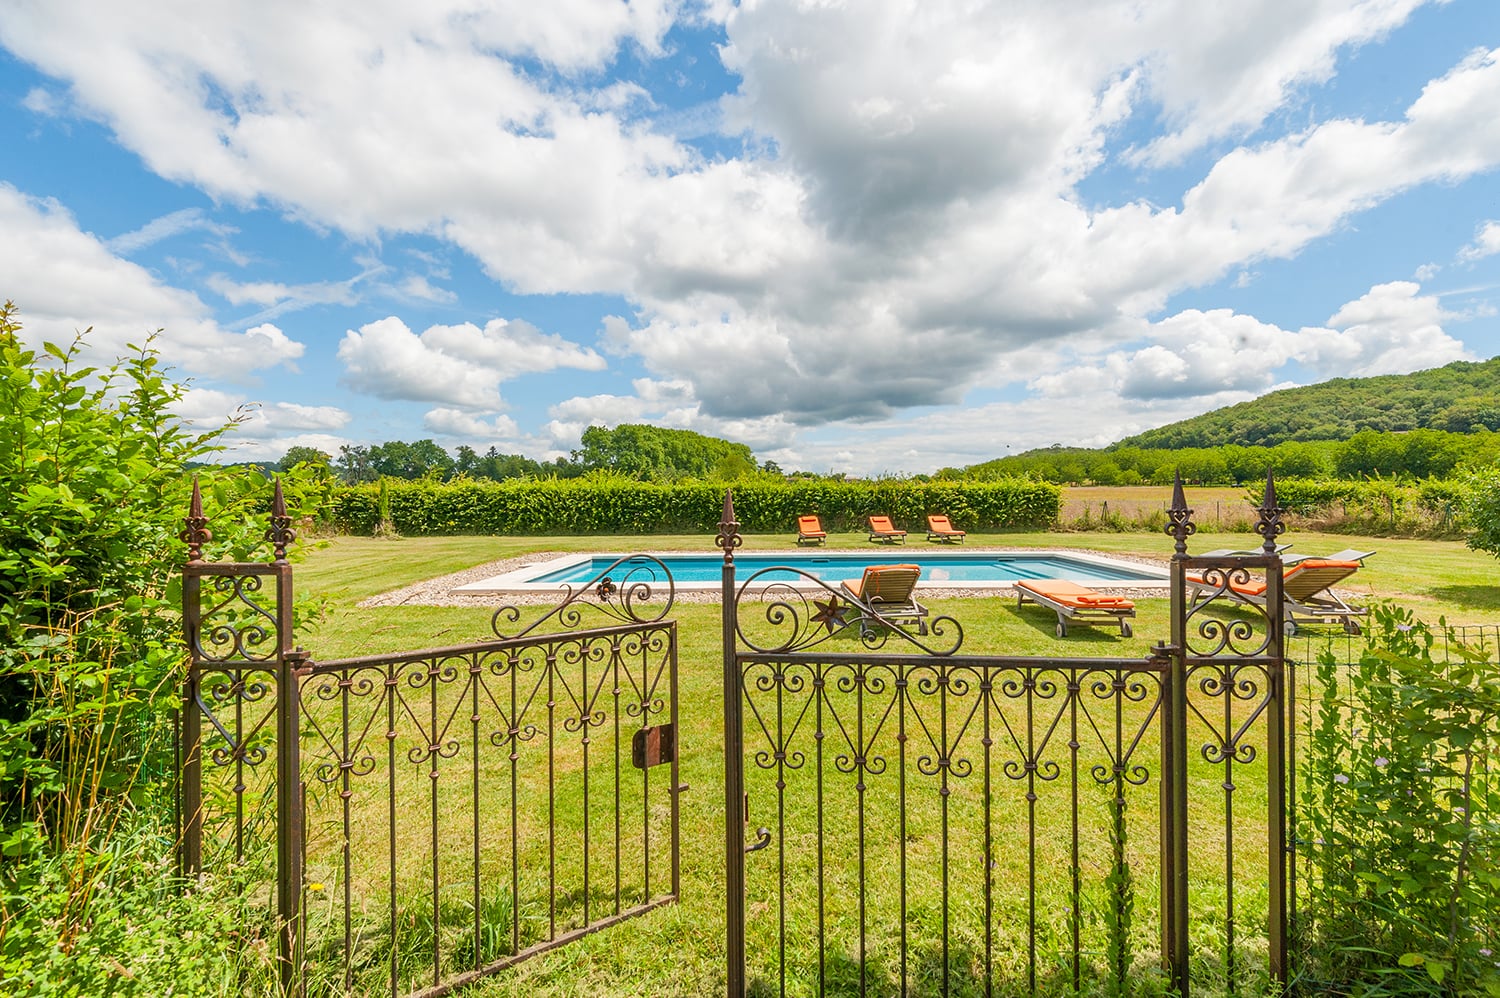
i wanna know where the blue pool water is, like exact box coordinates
[520,551,1164,586]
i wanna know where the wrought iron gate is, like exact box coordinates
[178,483,681,997]
[719,478,1290,997]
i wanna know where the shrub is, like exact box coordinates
[1299,605,1499,994]
[330,477,1063,535]
[0,302,321,995]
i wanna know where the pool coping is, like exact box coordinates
[450,549,1172,596]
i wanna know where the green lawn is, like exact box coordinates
[267,529,1496,997]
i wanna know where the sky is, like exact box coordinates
[2,0,1499,477]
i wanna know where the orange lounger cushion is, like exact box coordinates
[843,564,920,598]
[1186,573,1267,597]
[1017,580,1134,610]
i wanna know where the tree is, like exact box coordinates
[279,445,332,471]
[1463,465,1500,559]
[574,424,756,480]
[336,444,377,484]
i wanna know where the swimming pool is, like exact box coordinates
[452,550,1169,595]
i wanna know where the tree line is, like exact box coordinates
[276,423,777,484]
[955,429,1500,486]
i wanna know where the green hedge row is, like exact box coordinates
[1271,477,1470,532]
[333,478,1062,536]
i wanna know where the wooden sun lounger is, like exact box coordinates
[1015,580,1135,638]
[867,515,907,544]
[926,515,966,543]
[1186,557,1369,634]
[796,515,827,546]
[840,563,927,635]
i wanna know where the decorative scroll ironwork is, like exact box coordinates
[733,567,963,656]
[192,573,281,663]
[1254,470,1286,554]
[1183,565,1275,658]
[725,479,1289,998]
[266,478,295,562]
[180,477,212,562]
[490,554,676,640]
[294,621,680,997]
[1165,471,1196,556]
[735,656,1166,996]
[716,489,743,562]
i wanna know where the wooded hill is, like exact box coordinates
[1115,357,1500,449]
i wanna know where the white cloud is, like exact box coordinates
[0,184,304,375]
[1125,0,1433,167]
[1031,280,1469,426]
[337,315,604,408]
[108,207,234,254]
[1301,280,1471,375]
[3,1,1497,444]
[1458,220,1500,262]
[423,408,521,439]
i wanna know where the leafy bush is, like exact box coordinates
[331,476,1063,536]
[0,303,322,995]
[1464,466,1500,561]
[1270,478,1469,537]
[1300,605,1500,994]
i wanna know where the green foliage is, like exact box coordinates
[1300,606,1500,995]
[574,423,756,481]
[1119,357,1500,448]
[277,445,332,472]
[331,477,1062,535]
[1274,478,1469,537]
[0,302,326,994]
[1464,465,1500,560]
[0,814,278,996]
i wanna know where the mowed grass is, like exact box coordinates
[262,527,1496,996]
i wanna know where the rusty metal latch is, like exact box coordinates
[631,723,675,769]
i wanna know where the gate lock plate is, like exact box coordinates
[631,723,675,769]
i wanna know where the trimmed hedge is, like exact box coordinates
[332,478,1062,536]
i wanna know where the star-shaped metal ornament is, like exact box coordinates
[810,594,849,633]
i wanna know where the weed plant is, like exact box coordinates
[1299,604,1500,995]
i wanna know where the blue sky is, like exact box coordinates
[2,0,1498,475]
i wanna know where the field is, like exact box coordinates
[251,522,1497,996]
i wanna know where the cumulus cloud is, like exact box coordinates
[1459,220,1500,262]
[171,389,352,461]
[0,184,304,375]
[423,408,521,439]
[2,0,1497,457]
[1032,281,1470,420]
[337,315,604,408]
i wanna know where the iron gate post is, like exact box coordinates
[1256,473,1290,987]
[268,486,305,996]
[718,492,746,997]
[179,480,210,879]
[1162,475,1194,997]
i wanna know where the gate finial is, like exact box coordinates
[1255,469,1285,554]
[267,478,296,563]
[1164,470,1195,557]
[716,489,742,563]
[181,476,212,563]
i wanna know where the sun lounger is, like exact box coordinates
[1197,544,1291,557]
[1281,548,1374,566]
[796,515,827,546]
[867,515,907,544]
[1186,556,1370,634]
[840,563,927,635]
[925,515,966,544]
[1015,580,1135,638]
